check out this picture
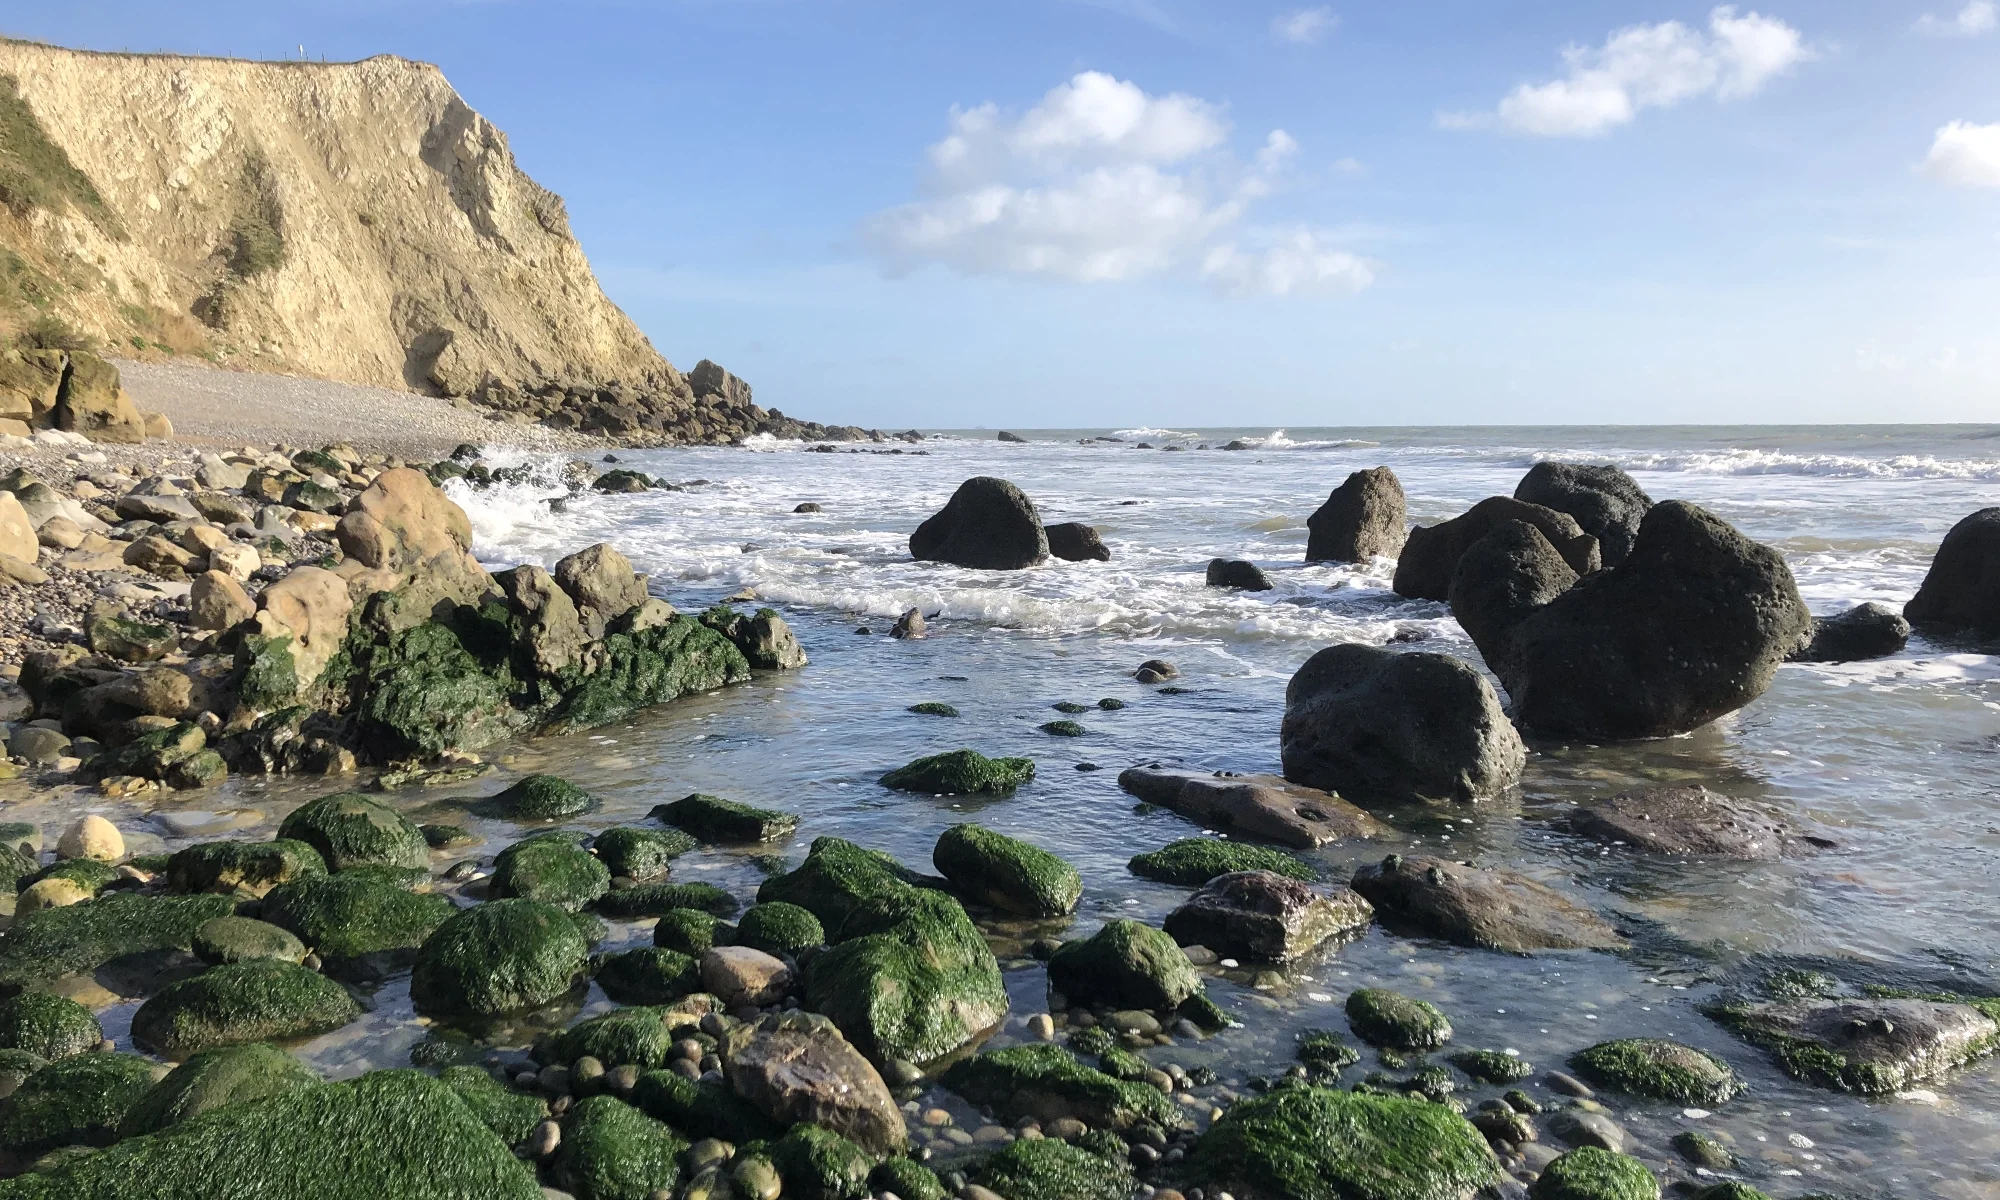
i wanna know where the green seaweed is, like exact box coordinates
[593,948,700,1005]
[932,824,1081,917]
[941,1043,1180,1131]
[734,901,826,958]
[275,793,429,873]
[491,832,611,911]
[1046,919,1200,1012]
[553,1094,686,1200]
[770,1122,873,1200]
[1569,1039,1740,1106]
[409,898,589,1017]
[592,826,695,880]
[0,991,101,1060]
[0,1053,157,1157]
[651,793,798,843]
[593,881,735,918]
[1346,989,1452,1052]
[438,1064,548,1145]
[130,959,361,1056]
[1128,838,1314,886]
[1527,1146,1660,1200]
[120,1043,321,1136]
[1190,1085,1499,1200]
[879,749,1036,795]
[970,1135,1133,1200]
[259,873,456,961]
[0,893,234,988]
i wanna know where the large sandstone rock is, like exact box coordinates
[689,359,753,405]
[1116,766,1385,848]
[0,348,64,423]
[54,353,145,443]
[0,491,35,562]
[250,566,355,697]
[336,467,470,572]
[553,542,648,631]
[1393,496,1600,600]
[910,477,1049,570]
[1305,467,1406,562]
[721,1011,906,1156]
[1905,508,2000,637]
[1514,462,1652,567]
[496,564,587,677]
[1163,870,1373,963]
[1350,853,1627,953]
[1280,644,1525,803]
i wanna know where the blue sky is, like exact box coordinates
[10,2,1999,426]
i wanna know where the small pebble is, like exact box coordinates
[1027,1014,1056,1040]
[528,1119,561,1158]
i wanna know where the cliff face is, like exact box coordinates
[0,41,864,443]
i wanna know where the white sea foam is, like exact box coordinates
[1111,427,1198,440]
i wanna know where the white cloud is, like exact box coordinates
[1201,228,1374,296]
[865,71,1367,298]
[1921,120,2000,187]
[1273,7,1338,45]
[1916,1,1997,35]
[1331,156,1368,176]
[1439,6,1811,137]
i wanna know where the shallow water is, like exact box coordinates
[13,425,2000,1196]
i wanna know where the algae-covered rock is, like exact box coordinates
[410,898,589,1017]
[1570,1039,1740,1106]
[486,774,598,821]
[276,793,429,872]
[118,1043,320,1136]
[631,1066,782,1144]
[260,873,456,962]
[193,916,309,966]
[880,749,1035,795]
[593,881,736,918]
[653,908,730,955]
[1528,1146,1659,1200]
[0,1053,158,1157]
[0,1048,45,1099]
[18,857,118,900]
[540,1006,691,1071]
[0,992,101,1060]
[1703,993,1996,1094]
[0,893,234,988]
[871,1157,947,1200]
[1129,838,1315,886]
[907,702,959,717]
[770,1123,872,1200]
[1191,1085,1499,1200]
[491,831,611,911]
[942,1043,1180,1130]
[0,1068,542,1199]
[593,826,695,880]
[166,839,327,897]
[594,948,700,1005]
[805,887,1008,1065]
[439,1064,547,1145]
[1347,988,1453,1051]
[554,1094,687,1200]
[756,837,913,928]
[544,616,752,733]
[0,843,37,895]
[932,824,1081,917]
[734,902,826,958]
[1449,1049,1532,1085]
[970,1135,1133,1200]
[1046,919,1200,1012]
[1297,1029,1361,1075]
[131,959,362,1055]
[652,793,799,843]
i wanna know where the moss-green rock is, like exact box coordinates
[1569,1039,1740,1106]
[259,873,456,962]
[0,1068,542,1200]
[805,887,1008,1065]
[193,916,309,966]
[118,1043,321,1136]
[932,824,1081,917]
[439,1064,548,1145]
[553,1094,687,1200]
[0,1052,158,1157]
[410,898,589,1017]
[1046,919,1199,1011]
[734,902,825,958]
[755,837,912,928]
[491,831,611,911]
[651,793,798,843]
[570,910,610,947]
[485,774,597,821]
[630,1068,781,1143]
[345,615,526,758]
[771,1122,873,1200]
[1128,838,1315,886]
[276,793,429,873]
[879,749,1035,795]
[594,948,701,1005]
[1671,1130,1737,1170]
[943,1044,1179,1130]
[0,893,234,988]
[593,826,695,880]
[870,1157,947,1200]
[1038,720,1086,737]
[131,959,361,1056]
[0,993,101,1060]
[970,1135,1134,1200]
[1191,1085,1499,1200]
[593,881,736,918]
[907,702,959,718]
[1346,989,1452,1051]
[0,821,39,856]
[545,617,752,733]
[85,720,223,788]
[1298,1029,1361,1075]
[541,1007,685,1071]
[20,857,119,897]
[653,908,729,955]
[0,1048,46,1098]
[1098,1045,1149,1081]
[1449,1049,1532,1084]
[165,839,326,897]
[0,843,37,895]
[1528,1147,1660,1200]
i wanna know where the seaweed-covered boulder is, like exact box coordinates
[0,1068,542,1199]
[131,959,362,1056]
[1280,644,1524,803]
[1192,1085,1498,1200]
[631,1063,781,1143]
[540,1002,710,1072]
[1905,508,2000,637]
[971,1135,1133,1200]
[276,793,429,873]
[594,948,701,1005]
[805,886,1009,1065]
[1045,522,1111,562]
[485,774,598,821]
[1394,496,1599,601]
[439,1064,548,1145]
[770,1123,873,1200]
[1514,462,1652,568]
[490,831,611,911]
[1529,1147,1659,1200]
[1569,1039,1740,1106]
[0,992,101,1060]
[871,1158,948,1200]
[757,837,916,928]
[1306,467,1407,563]
[910,477,1049,570]
[1705,994,1999,1094]
[165,839,327,897]
[942,1043,1181,1131]
[1350,854,1626,954]
[1790,602,1911,663]
[653,909,730,956]
[1163,871,1373,964]
[259,874,456,962]
[1117,766,1385,848]
[932,824,1081,917]
[1346,988,1452,1050]
[592,826,695,880]
[1129,838,1314,885]
[1207,559,1274,591]
[652,793,798,843]
[880,749,1035,796]
[553,1094,687,1200]
[734,902,826,958]
[592,882,737,918]
[0,1052,158,1157]
[1565,786,1832,860]
[1046,919,1199,1012]
[0,893,235,988]
[410,898,590,1017]
[118,1043,321,1136]
[722,1011,906,1156]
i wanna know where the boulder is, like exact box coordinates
[592,947,700,1005]
[123,533,196,576]
[1790,601,1910,663]
[0,491,34,562]
[0,893,234,989]
[1569,1038,1741,1105]
[1046,919,1199,1012]
[1205,558,1272,591]
[486,774,598,821]
[1345,987,1452,1049]
[654,793,799,843]
[86,606,177,662]
[1514,462,1653,567]
[191,916,309,965]
[1192,1086,1499,1200]
[890,608,927,639]
[592,826,695,881]
[496,564,588,677]
[1447,519,1580,658]
[189,570,255,631]
[1127,838,1315,886]
[1117,766,1385,847]
[733,608,809,670]
[932,824,1082,917]
[880,748,1035,795]
[1280,644,1525,803]
[969,1136,1132,1200]
[554,542,649,632]
[1045,522,1111,562]
[0,348,64,422]
[689,358,753,405]
[1350,854,1627,953]
[552,1094,687,1200]
[1906,508,2000,637]
[249,566,355,699]
[1305,467,1407,562]
[117,1043,320,1136]
[130,959,362,1055]
[54,352,146,443]
[335,467,473,572]
[410,898,590,1016]
[490,831,612,911]
[166,838,326,897]
[0,992,102,1060]
[1532,1148,1660,1200]
[1393,496,1600,601]
[910,477,1049,569]
[722,1011,907,1155]
[1708,995,1999,1094]
[941,1043,1181,1131]
[56,814,124,862]
[733,902,825,958]
[276,793,429,872]
[700,944,793,1006]
[0,1052,158,1157]
[1566,786,1834,860]
[1163,871,1374,963]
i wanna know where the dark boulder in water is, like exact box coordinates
[1280,643,1524,803]
[1514,462,1653,567]
[910,477,1049,570]
[1162,870,1373,964]
[1350,853,1627,953]
[1904,508,2000,637]
[1566,785,1835,859]
[1305,467,1407,563]
[1790,602,1910,663]
[1446,519,1578,659]
[996,430,1028,443]
[1045,522,1111,562]
[1205,559,1272,591]
[1393,496,1600,600]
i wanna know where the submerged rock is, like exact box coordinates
[1346,987,1452,1050]
[1565,786,1834,860]
[1191,1086,1498,1200]
[1045,522,1111,562]
[131,959,362,1055]
[1513,462,1653,568]
[910,477,1049,570]
[1706,994,2000,1094]
[1790,602,1911,663]
[722,1010,907,1155]
[1569,1038,1741,1105]
[1164,871,1373,964]
[1350,854,1627,953]
[1905,507,2000,637]
[932,823,1081,916]
[1117,766,1385,848]
[879,748,1035,795]
[942,1043,1181,1131]
[1306,466,1407,563]
[1394,496,1600,601]
[484,774,598,821]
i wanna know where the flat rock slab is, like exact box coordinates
[1119,766,1385,849]
[1163,870,1373,964]
[1566,786,1835,860]
[1349,853,1627,953]
[1713,997,1999,1094]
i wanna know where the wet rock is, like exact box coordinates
[910,477,1049,570]
[1127,837,1315,885]
[488,774,599,821]
[1346,987,1451,1050]
[700,945,793,1006]
[1450,1048,1534,1085]
[652,793,799,843]
[1706,994,1999,1093]
[1569,1039,1740,1105]
[1531,1146,1658,1200]
[1306,467,1407,563]
[932,823,1081,917]
[553,542,650,632]
[592,826,695,881]
[118,1042,321,1136]
[276,792,429,872]
[1206,559,1272,591]
[1163,871,1373,963]
[166,838,326,897]
[1349,854,1627,953]
[1790,602,1911,663]
[191,915,309,965]
[1905,507,2000,637]
[1565,786,1833,860]
[1672,1129,1737,1170]
[1045,522,1111,562]
[552,1094,688,1200]
[891,608,928,639]
[770,1122,874,1200]
[1191,1086,1498,1200]
[1047,919,1200,1012]
[0,892,234,989]
[131,959,362,1055]
[793,502,822,513]
[942,1043,1180,1131]
[410,898,590,1016]
[259,872,456,961]
[1513,462,1653,568]
[880,749,1035,795]
[1280,644,1525,803]
[1546,1108,1627,1153]
[0,992,102,1060]
[1134,657,1179,682]
[1394,496,1600,601]
[970,1135,1133,1200]
[593,947,699,1005]
[1117,766,1384,848]
[722,1010,906,1155]
[491,832,612,912]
